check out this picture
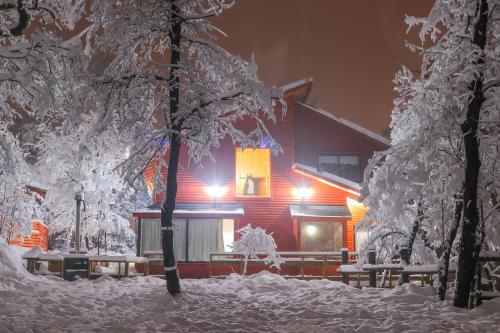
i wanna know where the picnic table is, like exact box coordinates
[22,248,147,280]
[23,250,65,277]
[88,255,148,279]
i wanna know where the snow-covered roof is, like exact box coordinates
[289,204,351,218]
[298,102,391,146]
[280,77,313,93]
[292,163,361,193]
[134,202,245,216]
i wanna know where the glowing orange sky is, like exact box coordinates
[214,0,434,135]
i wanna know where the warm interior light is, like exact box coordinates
[292,187,313,199]
[205,185,226,197]
[306,225,317,236]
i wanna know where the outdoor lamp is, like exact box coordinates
[305,225,317,236]
[206,185,226,207]
[205,185,226,197]
[292,187,313,200]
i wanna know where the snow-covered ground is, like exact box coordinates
[1,243,499,333]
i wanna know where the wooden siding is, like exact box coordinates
[294,102,389,174]
[9,221,48,251]
[139,85,379,272]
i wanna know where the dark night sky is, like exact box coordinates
[213,0,434,135]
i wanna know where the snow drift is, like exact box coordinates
[0,253,499,333]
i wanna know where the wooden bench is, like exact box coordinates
[23,252,65,278]
[88,255,148,279]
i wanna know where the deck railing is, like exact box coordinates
[209,250,358,279]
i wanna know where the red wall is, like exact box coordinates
[294,103,389,174]
[140,84,387,271]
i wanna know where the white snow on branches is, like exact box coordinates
[230,224,284,275]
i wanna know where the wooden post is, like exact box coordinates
[399,245,410,284]
[388,269,393,287]
[341,248,349,285]
[368,246,377,288]
[300,256,304,278]
[209,254,213,278]
[87,260,92,279]
[323,256,327,278]
[125,262,129,277]
[118,261,121,279]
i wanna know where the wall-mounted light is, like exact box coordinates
[305,225,317,236]
[205,185,226,197]
[292,187,313,200]
[206,185,226,207]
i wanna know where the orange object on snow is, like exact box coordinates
[9,221,48,251]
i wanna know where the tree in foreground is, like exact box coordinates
[0,1,85,241]
[230,224,283,275]
[87,0,283,295]
[362,0,499,307]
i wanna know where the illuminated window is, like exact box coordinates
[319,154,361,183]
[300,221,343,251]
[235,148,271,197]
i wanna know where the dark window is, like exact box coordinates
[318,154,361,182]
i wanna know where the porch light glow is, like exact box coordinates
[292,187,313,199]
[205,185,226,197]
[306,225,317,236]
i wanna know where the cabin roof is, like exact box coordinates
[292,163,361,195]
[134,202,245,216]
[289,204,352,218]
[297,102,391,146]
[280,77,313,93]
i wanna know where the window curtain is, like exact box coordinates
[173,219,187,261]
[141,218,162,255]
[187,219,224,261]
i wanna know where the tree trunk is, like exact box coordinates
[469,204,486,308]
[453,0,488,309]
[437,193,462,301]
[398,202,423,285]
[161,0,182,297]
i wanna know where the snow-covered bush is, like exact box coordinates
[230,224,284,275]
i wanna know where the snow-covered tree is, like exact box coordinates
[85,0,283,295]
[34,123,147,252]
[230,224,283,275]
[0,1,85,242]
[362,0,499,308]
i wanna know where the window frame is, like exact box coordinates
[318,153,362,183]
[234,147,272,199]
[139,218,235,262]
[298,219,346,252]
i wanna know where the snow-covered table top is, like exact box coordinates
[362,264,404,272]
[480,251,500,260]
[210,251,357,257]
[337,265,365,273]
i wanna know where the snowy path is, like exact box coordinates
[1,272,499,333]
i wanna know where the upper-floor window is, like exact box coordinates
[235,148,271,197]
[318,154,361,183]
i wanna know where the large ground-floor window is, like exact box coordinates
[140,218,235,261]
[300,221,344,251]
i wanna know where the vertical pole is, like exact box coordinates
[323,256,327,278]
[368,246,376,288]
[75,192,83,254]
[399,245,410,284]
[341,248,349,285]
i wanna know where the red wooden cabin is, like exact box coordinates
[132,78,390,277]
